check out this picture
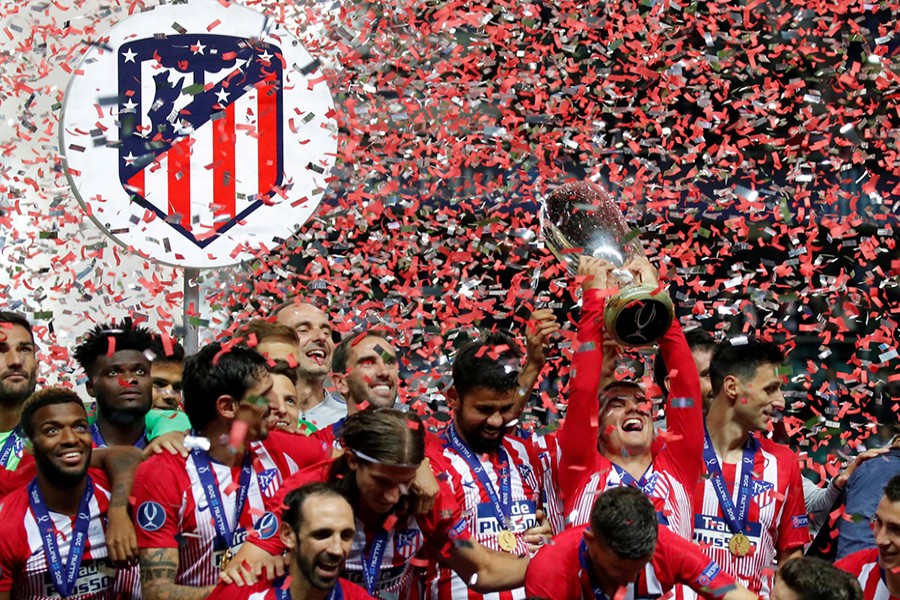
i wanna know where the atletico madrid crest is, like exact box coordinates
[60,1,336,268]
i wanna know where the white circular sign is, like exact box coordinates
[60,1,337,268]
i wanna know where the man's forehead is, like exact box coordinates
[877,496,900,523]
[0,323,34,345]
[97,349,151,367]
[351,336,396,359]
[276,303,329,326]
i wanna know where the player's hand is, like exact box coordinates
[218,545,287,586]
[525,309,559,368]
[412,458,439,515]
[523,509,551,554]
[834,447,890,489]
[105,506,139,568]
[578,257,616,291]
[623,255,660,289]
[144,430,189,458]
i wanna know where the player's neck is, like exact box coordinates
[290,571,331,600]
[295,376,325,412]
[605,450,651,481]
[36,470,88,515]
[95,414,145,447]
[706,401,751,460]
[204,421,248,467]
[0,401,22,432]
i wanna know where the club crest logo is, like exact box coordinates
[60,0,336,267]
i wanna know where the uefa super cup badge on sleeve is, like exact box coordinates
[540,181,675,347]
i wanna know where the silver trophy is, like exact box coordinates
[540,181,674,347]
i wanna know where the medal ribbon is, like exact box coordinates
[28,478,94,598]
[578,538,609,600]
[0,426,24,467]
[443,425,511,529]
[90,422,147,450]
[611,465,669,526]
[274,576,345,600]
[192,450,253,548]
[361,529,389,594]
[702,428,758,535]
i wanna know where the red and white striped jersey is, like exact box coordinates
[133,431,329,587]
[691,434,809,596]
[207,574,376,599]
[837,548,899,600]
[558,290,705,541]
[0,470,141,599]
[530,431,566,536]
[425,431,545,600]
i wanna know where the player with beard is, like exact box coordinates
[73,318,155,449]
[274,301,345,431]
[132,342,331,600]
[0,312,38,472]
[0,387,141,599]
[207,482,375,599]
[425,331,550,600]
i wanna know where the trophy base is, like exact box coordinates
[604,285,675,347]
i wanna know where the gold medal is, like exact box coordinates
[728,533,751,557]
[219,549,234,572]
[497,530,517,553]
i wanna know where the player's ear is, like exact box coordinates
[722,374,740,403]
[216,395,238,419]
[332,371,349,396]
[279,522,297,551]
[447,386,460,410]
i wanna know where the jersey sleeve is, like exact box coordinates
[0,493,25,593]
[132,455,187,549]
[775,447,811,554]
[204,580,258,600]
[419,478,472,558]
[265,430,331,473]
[144,409,192,440]
[656,318,704,487]
[557,288,605,503]
[0,455,35,497]
[523,529,582,599]
[653,528,737,598]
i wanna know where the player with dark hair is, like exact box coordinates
[654,328,717,413]
[274,301,345,430]
[0,311,37,472]
[837,475,900,599]
[224,408,530,598]
[557,256,705,542]
[525,487,756,599]
[132,342,331,600]
[331,327,399,415]
[774,557,861,600]
[240,319,302,367]
[425,329,551,599]
[694,338,809,596]
[207,482,375,599]
[0,387,141,599]
[73,318,155,448]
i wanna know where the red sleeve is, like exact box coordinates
[524,528,584,599]
[132,454,188,549]
[557,289,605,503]
[656,318,704,487]
[0,491,27,593]
[417,479,471,558]
[774,445,810,553]
[205,579,259,600]
[653,528,737,598]
[0,455,35,497]
[340,578,378,599]
[252,460,333,555]
[264,430,331,473]
[835,548,877,577]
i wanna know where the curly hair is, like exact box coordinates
[73,317,155,377]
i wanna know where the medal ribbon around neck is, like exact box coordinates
[702,428,758,536]
[444,425,512,532]
[192,449,253,549]
[29,478,95,598]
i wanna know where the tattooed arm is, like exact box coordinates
[139,548,215,600]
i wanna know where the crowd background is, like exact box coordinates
[0,0,899,485]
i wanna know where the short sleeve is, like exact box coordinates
[418,479,471,558]
[654,529,736,598]
[523,529,582,599]
[264,430,330,473]
[132,456,186,549]
[0,494,26,593]
[775,449,811,553]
